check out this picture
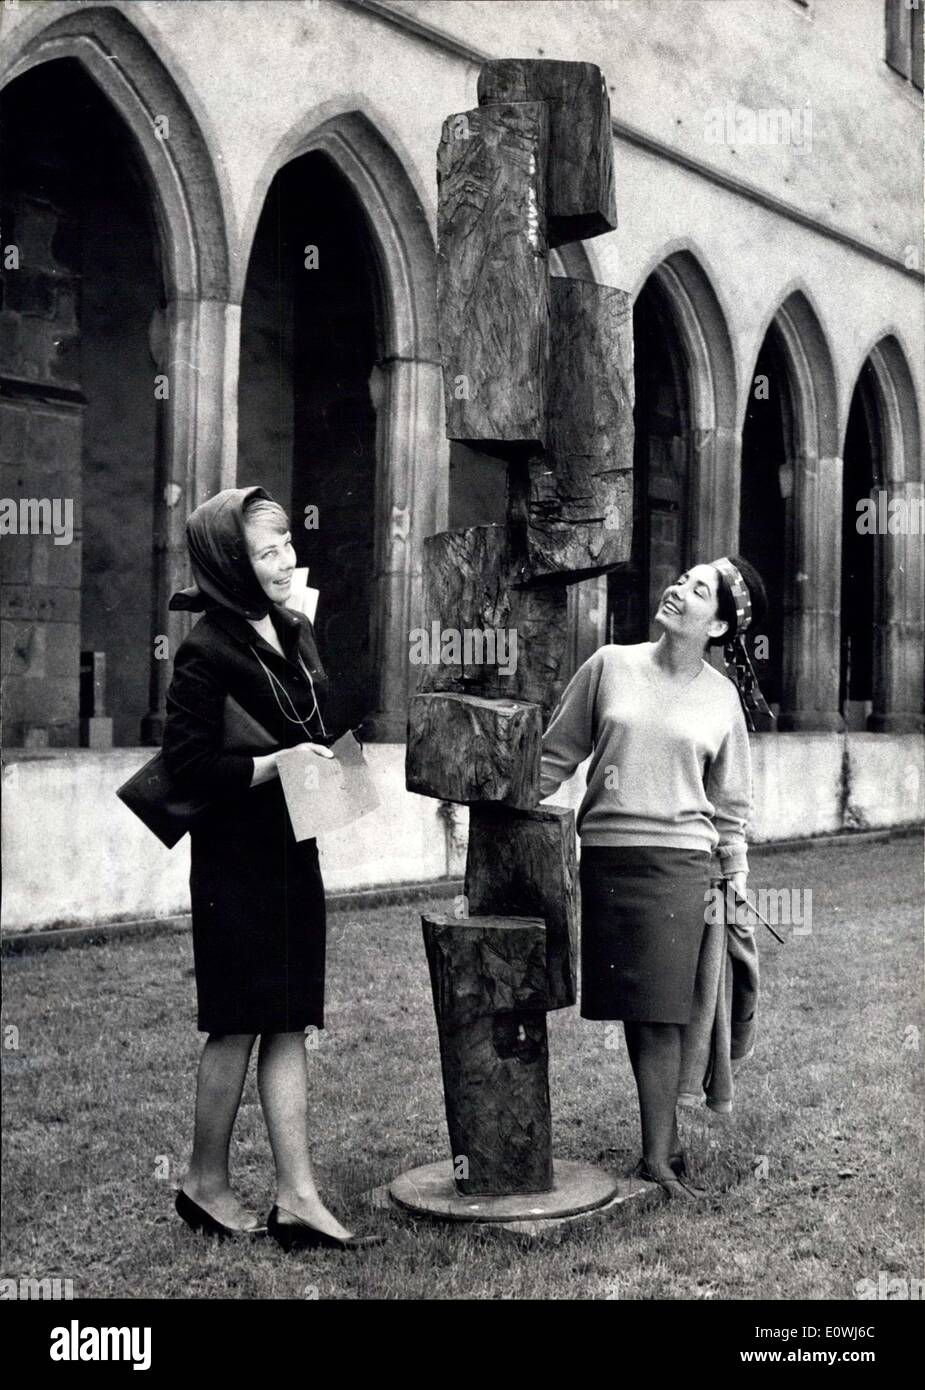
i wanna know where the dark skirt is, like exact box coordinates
[579,845,710,1024]
[188,778,326,1034]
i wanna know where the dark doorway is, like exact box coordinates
[610,274,691,643]
[738,327,792,710]
[840,362,883,723]
[0,60,162,747]
[238,153,381,732]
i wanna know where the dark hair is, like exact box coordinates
[707,555,768,647]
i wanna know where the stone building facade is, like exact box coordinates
[1,0,922,929]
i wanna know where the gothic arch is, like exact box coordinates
[632,246,739,561]
[852,332,923,484]
[240,106,443,740]
[744,287,842,729]
[844,334,924,730]
[632,246,737,423]
[1,4,237,738]
[240,105,438,357]
[748,286,839,460]
[0,4,231,300]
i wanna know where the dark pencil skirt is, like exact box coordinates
[188,778,326,1035]
[579,845,711,1024]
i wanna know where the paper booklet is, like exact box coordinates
[276,730,380,842]
[285,567,319,624]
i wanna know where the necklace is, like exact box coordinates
[253,648,328,740]
[641,644,705,692]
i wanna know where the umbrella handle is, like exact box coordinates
[728,884,786,944]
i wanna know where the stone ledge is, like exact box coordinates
[3,825,921,954]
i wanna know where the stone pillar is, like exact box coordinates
[366,356,445,742]
[779,453,845,732]
[565,574,608,676]
[870,479,925,732]
[142,296,237,743]
[691,424,741,560]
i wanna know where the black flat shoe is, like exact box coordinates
[267,1204,385,1252]
[175,1189,267,1240]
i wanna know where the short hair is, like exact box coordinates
[708,555,768,647]
[243,495,290,535]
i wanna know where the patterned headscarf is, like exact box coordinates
[711,556,775,732]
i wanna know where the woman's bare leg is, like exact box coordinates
[257,1031,352,1240]
[181,1031,263,1229]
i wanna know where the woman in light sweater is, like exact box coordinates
[539,556,771,1200]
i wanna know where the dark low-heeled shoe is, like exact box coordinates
[175,1189,267,1240]
[267,1204,385,1252]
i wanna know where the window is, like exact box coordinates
[886,0,924,93]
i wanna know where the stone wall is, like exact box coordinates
[1,733,920,933]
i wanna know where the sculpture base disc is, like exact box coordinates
[389,1159,623,1224]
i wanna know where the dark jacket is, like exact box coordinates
[161,601,336,1034]
[162,603,335,797]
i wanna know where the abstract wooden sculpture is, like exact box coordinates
[392,57,635,1225]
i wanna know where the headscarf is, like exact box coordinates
[169,486,276,620]
[710,556,775,732]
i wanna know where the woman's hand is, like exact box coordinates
[250,742,334,789]
[292,741,334,760]
[250,751,280,787]
[724,870,755,934]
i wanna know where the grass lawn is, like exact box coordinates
[1,834,922,1300]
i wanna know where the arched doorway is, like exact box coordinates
[854,335,924,732]
[0,59,162,747]
[840,361,883,727]
[610,249,737,651]
[739,325,793,713]
[238,111,441,741]
[239,152,382,734]
[740,291,841,731]
[1,5,233,747]
[612,272,692,644]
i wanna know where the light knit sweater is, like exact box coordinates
[539,642,752,877]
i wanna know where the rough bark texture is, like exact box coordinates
[408,57,630,1205]
[465,804,578,1011]
[405,691,541,808]
[436,102,549,448]
[422,912,553,1195]
[414,525,568,720]
[509,277,635,583]
[476,59,617,247]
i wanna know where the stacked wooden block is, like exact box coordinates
[407,60,634,1198]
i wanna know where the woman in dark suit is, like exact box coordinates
[162,485,381,1251]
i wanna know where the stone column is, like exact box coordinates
[566,574,608,675]
[690,424,741,559]
[142,296,237,743]
[870,479,925,732]
[779,452,844,732]
[365,356,445,742]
